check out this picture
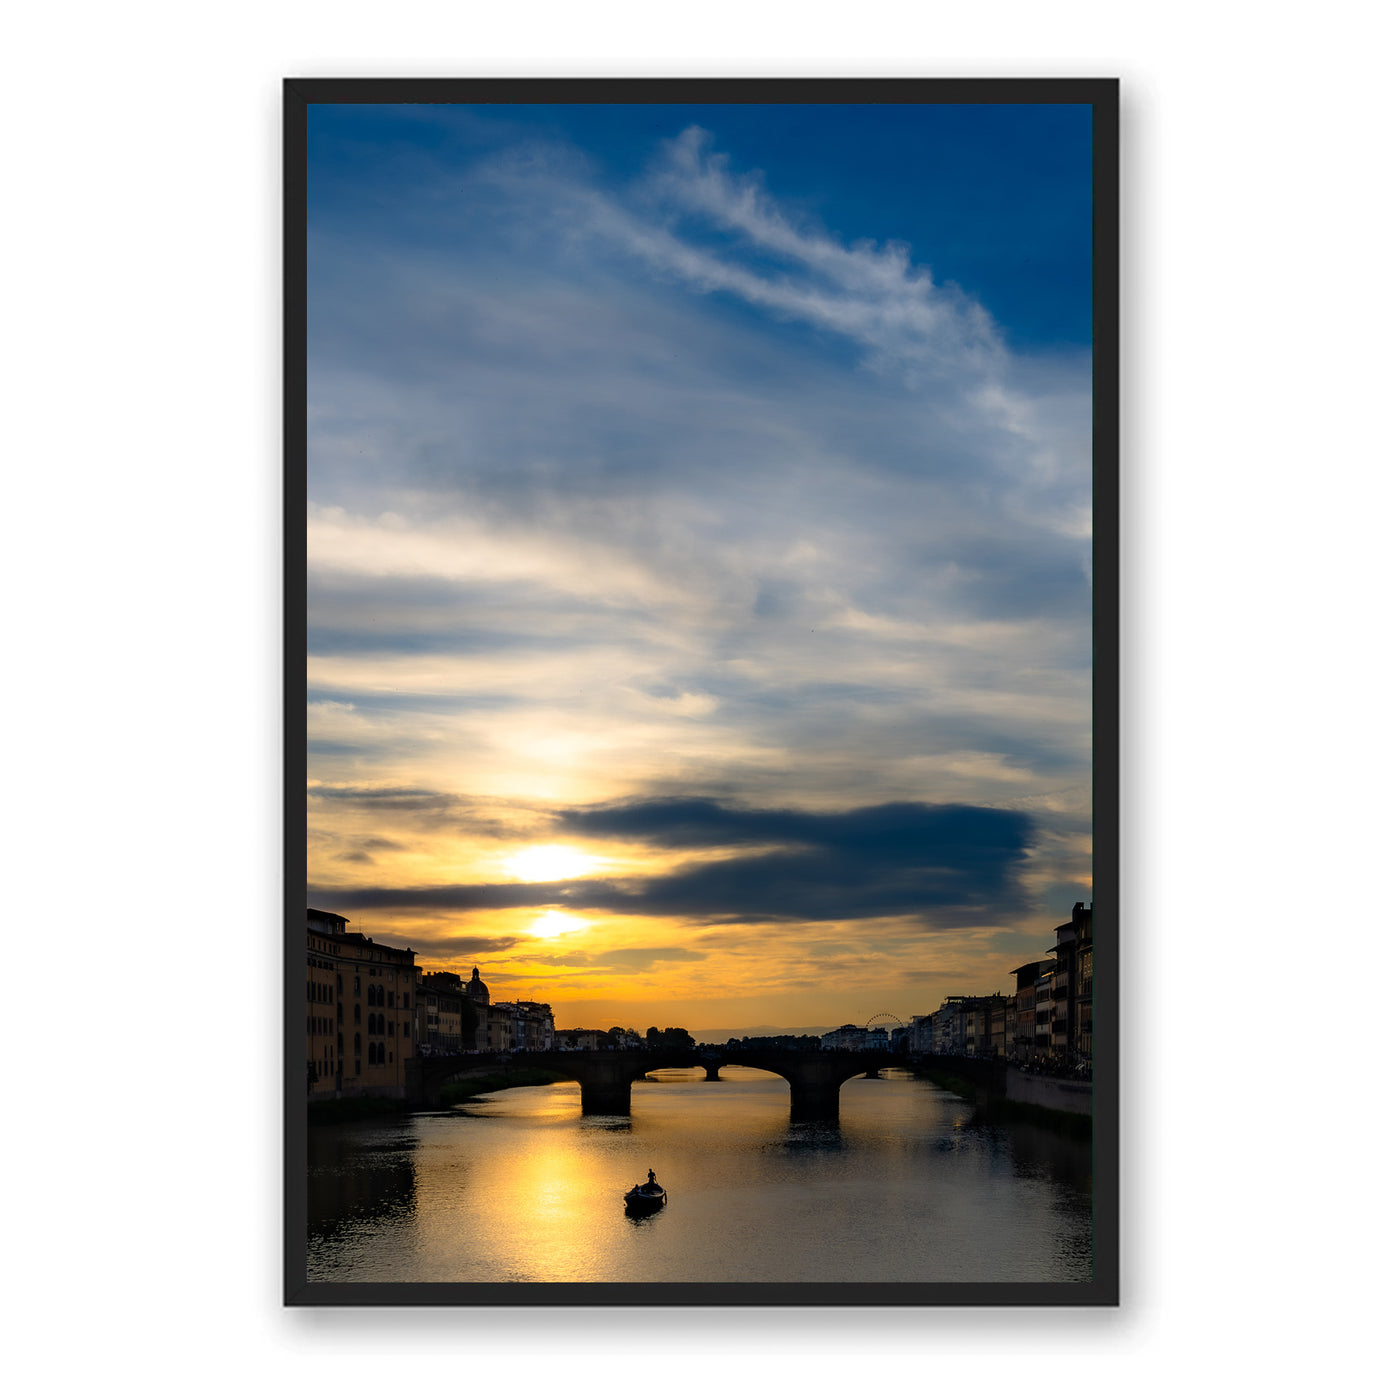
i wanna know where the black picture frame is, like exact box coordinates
[284,76,1119,1307]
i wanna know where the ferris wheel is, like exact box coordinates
[865,1012,905,1032]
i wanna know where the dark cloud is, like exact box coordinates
[448,936,521,955]
[308,626,532,656]
[309,880,580,911]
[598,947,708,970]
[308,689,520,719]
[384,934,523,962]
[529,946,709,972]
[337,835,409,866]
[558,796,1025,858]
[309,785,465,812]
[306,787,541,838]
[314,799,1034,926]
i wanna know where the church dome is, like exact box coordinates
[466,966,490,1004]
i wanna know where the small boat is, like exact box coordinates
[623,1171,667,1210]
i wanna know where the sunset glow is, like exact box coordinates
[528,910,588,940]
[506,846,602,884]
[305,104,1095,1035]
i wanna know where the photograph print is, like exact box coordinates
[288,79,1117,1305]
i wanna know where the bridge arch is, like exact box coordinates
[410,1048,943,1121]
[646,1049,920,1121]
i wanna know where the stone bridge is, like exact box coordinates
[410,1048,1006,1122]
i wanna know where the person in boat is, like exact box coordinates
[646,1169,658,1189]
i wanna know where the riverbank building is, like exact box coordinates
[306,908,418,1100]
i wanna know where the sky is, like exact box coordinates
[305,102,1095,1036]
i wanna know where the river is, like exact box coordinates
[306,1066,1093,1284]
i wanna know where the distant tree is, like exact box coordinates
[643,1026,694,1050]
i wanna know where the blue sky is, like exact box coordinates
[308,103,1092,349]
[305,103,1095,1030]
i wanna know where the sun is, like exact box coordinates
[505,844,600,883]
[529,910,587,939]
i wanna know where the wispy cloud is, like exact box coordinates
[618,126,1006,381]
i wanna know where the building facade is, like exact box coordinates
[820,1024,866,1051]
[306,908,418,1100]
[416,970,467,1055]
[1010,959,1054,1063]
[1047,901,1092,1066]
[1075,917,1094,1060]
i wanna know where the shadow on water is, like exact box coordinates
[780,1121,845,1154]
[1002,1120,1093,1196]
[307,1124,418,1240]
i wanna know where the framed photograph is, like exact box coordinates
[285,77,1118,1306]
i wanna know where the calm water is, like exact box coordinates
[306,1067,1093,1283]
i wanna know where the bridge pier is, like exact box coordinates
[579,1079,634,1115]
[703,1062,721,1082]
[572,1056,644,1115]
[777,1055,857,1121]
[788,1079,842,1121]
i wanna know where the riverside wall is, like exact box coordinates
[1004,1069,1093,1117]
